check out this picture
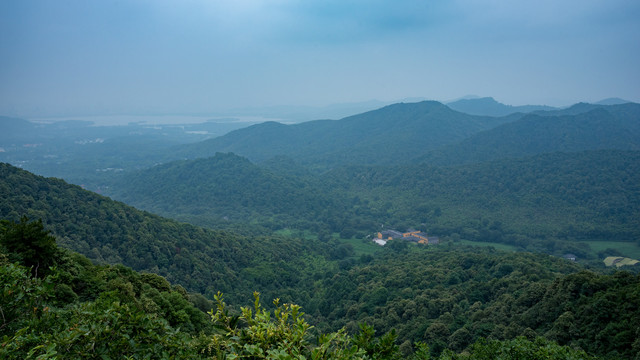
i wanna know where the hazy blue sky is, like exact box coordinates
[1,0,639,116]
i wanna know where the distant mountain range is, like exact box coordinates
[91,98,640,241]
[446,97,557,116]
[173,100,639,169]
[595,97,632,105]
[3,115,640,359]
[2,97,638,192]
[174,101,518,168]
[422,103,640,165]
[446,96,633,117]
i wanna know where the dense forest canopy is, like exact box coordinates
[0,162,344,304]
[99,150,640,259]
[2,99,640,358]
[1,213,639,358]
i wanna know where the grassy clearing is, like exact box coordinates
[457,239,519,252]
[340,236,382,256]
[582,241,640,259]
[274,229,381,257]
[603,256,640,267]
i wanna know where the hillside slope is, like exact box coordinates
[422,103,640,165]
[325,150,640,248]
[2,162,639,359]
[0,162,331,302]
[307,247,639,358]
[106,149,640,255]
[107,152,337,227]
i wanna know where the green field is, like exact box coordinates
[275,229,640,261]
[581,241,640,260]
[343,237,519,256]
[604,256,640,267]
[274,229,382,257]
[340,236,383,256]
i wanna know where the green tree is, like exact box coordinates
[450,336,596,360]
[0,261,54,336]
[0,216,59,277]
[207,291,365,359]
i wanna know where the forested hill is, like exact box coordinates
[172,101,639,170]
[105,150,640,254]
[3,162,640,358]
[107,152,336,227]
[0,162,338,303]
[174,101,517,167]
[305,248,640,358]
[4,217,640,359]
[324,150,640,247]
[422,103,640,165]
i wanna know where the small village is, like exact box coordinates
[373,229,439,246]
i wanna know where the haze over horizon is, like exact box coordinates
[1,0,639,117]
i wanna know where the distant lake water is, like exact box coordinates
[29,114,284,127]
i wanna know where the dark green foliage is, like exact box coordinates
[302,246,639,358]
[3,158,640,358]
[0,216,59,277]
[0,261,54,336]
[521,271,640,358]
[0,262,204,359]
[0,227,213,359]
[0,162,337,305]
[450,336,596,360]
[351,323,400,359]
[206,293,604,360]
[101,149,640,256]
[108,152,332,226]
[0,212,638,358]
[0,253,623,359]
[323,150,640,248]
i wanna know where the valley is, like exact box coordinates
[3,0,639,357]
[2,98,640,358]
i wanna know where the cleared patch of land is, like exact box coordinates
[274,229,381,257]
[582,241,640,259]
[604,256,640,267]
[341,236,382,256]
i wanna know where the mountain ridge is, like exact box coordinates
[175,101,517,167]
[421,103,640,165]
[447,97,557,116]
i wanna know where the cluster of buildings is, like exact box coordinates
[373,229,439,246]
